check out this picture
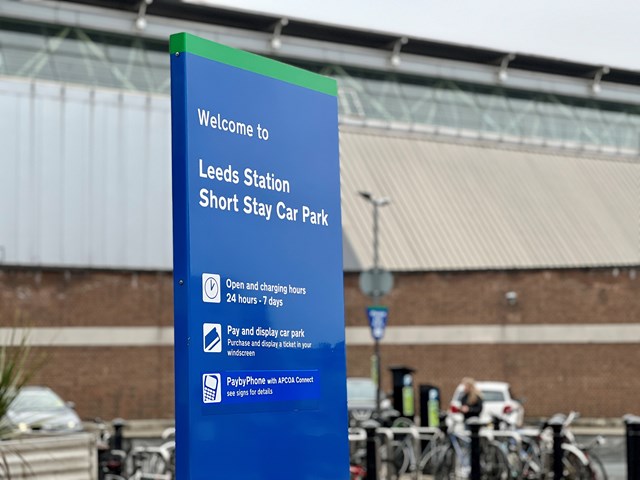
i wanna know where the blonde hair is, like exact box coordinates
[462,377,482,404]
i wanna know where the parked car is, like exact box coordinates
[4,386,83,435]
[346,377,393,424]
[449,380,524,426]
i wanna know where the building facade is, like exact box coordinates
[2,266,638,418]
[1,0,640,420]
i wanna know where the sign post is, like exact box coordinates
[170,33,348,480]
[367,305,387,414]
[358,192,391,415]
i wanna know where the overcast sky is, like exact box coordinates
[187,0,640,71]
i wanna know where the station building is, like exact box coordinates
[1,0,640,419]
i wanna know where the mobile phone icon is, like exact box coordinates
[203,373,221,403]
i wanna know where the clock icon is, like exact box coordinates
[204,277,218,299]
[202,273,221,303]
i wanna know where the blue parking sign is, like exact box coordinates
[367,306,388,340]
[170,33,348,479]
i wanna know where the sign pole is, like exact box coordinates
[374,329,381,415]
[367,306,387,416]
[359,192,390,417]
[372,197,381,415]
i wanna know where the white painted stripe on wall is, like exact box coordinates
[0,327,174,347]
[346,324,640,345]
[1,324,639,347]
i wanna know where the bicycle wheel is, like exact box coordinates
[419,438,442,475]
[480,441,511,480]
[562,450,591,480]
[391,416,415,428]
[390,438,411,476]
[519,437,543,480]
[434,446,458,480]
[586,452,607,480]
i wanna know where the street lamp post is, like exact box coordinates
[359,191,390,416]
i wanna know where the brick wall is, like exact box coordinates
[347,343,638,418]
[1,267,638,419]
[1,268,175,420]
[29,347,175,420]
[0,269,173,328]
[345,268,640,327]
[345,268,640,418]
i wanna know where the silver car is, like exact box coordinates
[4,386,83,434]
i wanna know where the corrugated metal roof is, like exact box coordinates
[340,127,640,271]
[2,74,639,272]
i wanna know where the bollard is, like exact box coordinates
[111,417,126,451]
[624,414,640,480]
[466,417,482,480]
[362,419,380,480]
[548,414,566,480]
[438,412,449,434]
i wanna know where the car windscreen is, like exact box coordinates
[347,380,376,400]
[11,389,66,412]
[480,390,506,402]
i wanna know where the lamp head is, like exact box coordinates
[135,16,147,30]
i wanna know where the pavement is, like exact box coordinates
[526,416,626,436]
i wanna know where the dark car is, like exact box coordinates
[5,386,83,435]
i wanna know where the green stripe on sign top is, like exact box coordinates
[169,32,337,97]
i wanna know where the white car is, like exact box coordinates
[449,381,524,427]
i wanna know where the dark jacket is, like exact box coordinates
[460,392,483,420]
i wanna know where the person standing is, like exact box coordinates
[459,377,483,421]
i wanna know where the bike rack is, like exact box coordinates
[128,445,173,480]
[348,427,367,442]
[375,427,394,479]
[387,426,420,480]
[481,428,523,447]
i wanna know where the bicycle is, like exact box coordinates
[579,436,607,480]
[486,414,544,480]
[536,412,608,480]
[417,414,511,480]
[383,416,442,477]
[128,427,175,480]
[348,425,398,480]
